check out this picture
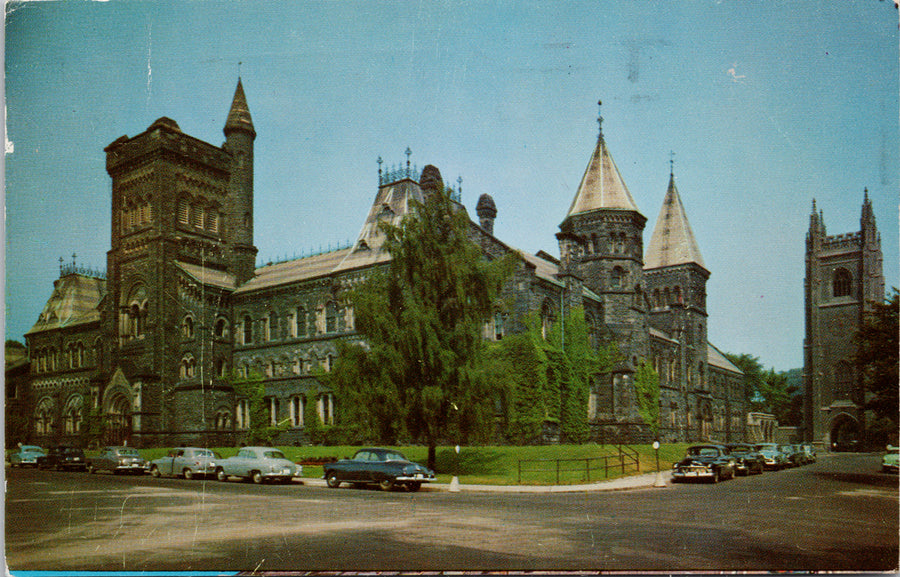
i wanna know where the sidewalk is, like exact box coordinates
[303,469,673,493]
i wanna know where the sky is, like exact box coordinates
[4,0,898,372]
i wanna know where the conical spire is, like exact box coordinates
[645,172,705,270]
[566,102,641,217]
[224,78,256,138]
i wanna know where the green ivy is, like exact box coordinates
[632,360,660,438]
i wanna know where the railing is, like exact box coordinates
[517,445,641,485]
[60,264,106,279]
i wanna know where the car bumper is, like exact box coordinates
[672,468,714,479]
[882,462,899,473]
[395,474,435,483]
[114,464,150,472]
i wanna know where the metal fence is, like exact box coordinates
[517,445,641,484]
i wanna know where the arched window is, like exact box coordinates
[64,395,83,434]
[540,299,554,340]
[494,311,505,341]
[215,410,232,430]
[214,317,228,339]
[673,286,682,305]
[833,268,852,298]
[243,315,253,345]
[206,208,219,233]
[191,202,203,229]
[180,355,196,379]
[182,315,195,339]
[35,397,54,435]
[177,198,190,225]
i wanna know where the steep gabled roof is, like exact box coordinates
[644,173,706,270]
[567,132,641,216]
[707,342,743,374]
[26,274,105,335]
[224,78,255,138]
[175,261,236,291]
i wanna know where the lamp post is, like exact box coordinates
[653,440,666,487]
[449,402,460,492]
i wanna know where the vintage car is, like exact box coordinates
[213,447,301,484]
[724,443,765,475]
[149,447,222,479]
[88,446,149,475]
[800,444,817,464]
[882,445,899,473]
[779,444,806,467]
[37,446,88,471]
[323,447,436,492]
[754,443,788,470]
[9,445,45,468]
[671,444,736,483]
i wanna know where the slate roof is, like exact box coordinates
[26,274,105,335]
[567,133,641,216]
[645,173,706,270]
[175,261,237,291]
[707,342,743,374]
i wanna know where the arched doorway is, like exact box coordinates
[830,413,860,452]
[105,394,131,445]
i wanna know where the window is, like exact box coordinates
[325,301,338,333]
[191,203,203,229]
[290,396,304,427]
[833,268,852,298]
[180,355,196,379]
[178,199,190,225]
[494,311,505,341]
[611,267,624,288]
[296,307,307,337]
[215,410,232,430]
[673,286,682,305]
[540,300,554,340]
[182,315,195,339]
[236,399,250,429]
[833,361,853,400]
[242,315,253,345]
[214,317,228,339]
[268,397,279,426]
[35,397,54,435]
[64,395,83,434]
[207,208,219,233]
[214,358,227,378]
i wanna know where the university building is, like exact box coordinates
[16,80,748,448]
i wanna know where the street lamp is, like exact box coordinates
[653,440,666,487]
[449,402,460,492]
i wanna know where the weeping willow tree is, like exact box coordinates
[487,307,618,444]
[323,181,515,469]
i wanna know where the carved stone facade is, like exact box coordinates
[19,81,747,448]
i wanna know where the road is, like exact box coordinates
[5,452,898,573]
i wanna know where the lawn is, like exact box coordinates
[129,443,691,485]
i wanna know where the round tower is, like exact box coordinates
[223,78,258,284]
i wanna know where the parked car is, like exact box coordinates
[149,447,222,479]
[671,445,736,483]
[779,444,805,467]
[724,443,765,475]
[88,446,148,475]
[882,445,899,473]
[800,444,817,464]
[324,447,436,492]
[37,446,88,471]
[9,445,45,468]
[755,443,788,470]
[213,447,300,484]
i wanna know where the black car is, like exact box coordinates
[324,448,435,492]
[724,443,765,476]
[36,446,88,471]
[671,444,737,483]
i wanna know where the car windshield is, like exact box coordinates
[263,450,286,460]
[21,446,43,453]
[729,446,750,454]
[687,447,719,457]
[778,445,793,452]
[118,448,140,456]
[756,444,777,451]
[195,449,216,458]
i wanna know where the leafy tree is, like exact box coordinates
[302,385,327,445]
[326,184,515,469]
[854,289,899,444]
[633,360,660,439]
[725,353,801,425]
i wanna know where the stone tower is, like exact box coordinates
[100,79,254,445]
[804,192,884,449]
[644,168,713,440]
[556,103,649,373]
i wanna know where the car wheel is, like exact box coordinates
[711,470,720,484]
[326,472,341,489]
[379,478,395,491]
[183,468,194,480]
[405,482,421,492]
[150,465,161,478]
[216,468,228,482]
[251,471,263,484]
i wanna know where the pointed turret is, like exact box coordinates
[566,106,641,216]
[645,173,706,270]
[224,78,256,139]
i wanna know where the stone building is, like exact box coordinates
[803,194,884,449]
[19,80,746,448]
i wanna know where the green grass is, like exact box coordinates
[93,443,691,485]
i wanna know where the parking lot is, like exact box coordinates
[6,452,898,572]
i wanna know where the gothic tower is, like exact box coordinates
[804,192,884,448]
[556,103,649,374]
[644,167,712,440]
[100,80,254,445]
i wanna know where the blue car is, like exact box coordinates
[9,445,45,468]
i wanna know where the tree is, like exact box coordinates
[724,353,799,424]
[854,289,899,445]
[326,183,515,469]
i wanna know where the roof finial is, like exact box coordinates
[864,187,869,203]
[669,150,676,176]
[59,256,64,274]
[377,156,383,185]
[405,147,412,177]
[72,252,77,269]
[597,99,604,138]
[238,61,242,78]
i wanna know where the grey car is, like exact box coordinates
[149,447,221,479]
[88,446,148,475]
[213,447,301,484]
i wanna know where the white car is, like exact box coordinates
[213,447,301,484]
[149,447,221,479]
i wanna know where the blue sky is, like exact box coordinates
[4,0,898,372]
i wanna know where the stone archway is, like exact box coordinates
[104,393,131,445]
[830,413,861,452]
